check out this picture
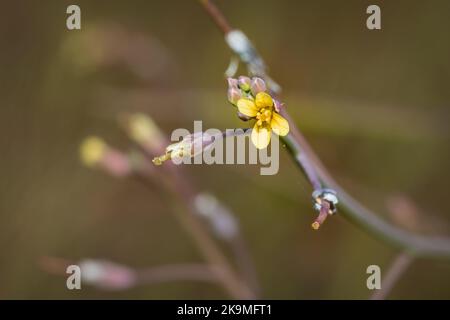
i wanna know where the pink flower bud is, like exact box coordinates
[250,77,267,96]
[227,77,239,89]
[227,87,242,105]
[238,76,251,91]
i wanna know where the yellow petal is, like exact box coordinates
[251,124,271,149]
[255,92,273,108]
[237,98,258,117]
[271,112,289,136]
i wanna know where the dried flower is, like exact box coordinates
[152,132,215,165]
[311,188,338,230]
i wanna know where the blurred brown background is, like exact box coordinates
[0,0,449,299]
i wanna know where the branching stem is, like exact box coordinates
[198,0,450,259]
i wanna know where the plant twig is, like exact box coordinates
[197,0,450,258]
[79,136,256,298]
[119,120,258,298]
[198,0,232,34]
[40,257,222,288]
[370,252,414,300]
[134,152,256,299]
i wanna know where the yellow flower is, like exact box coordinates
[236,92,289,149]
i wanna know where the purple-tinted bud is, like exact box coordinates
[273,99,284,113]
[237,112,251,121]
[227,87,242,105]
[250,77,267,96]
[227,77,239,89]
[238,76,251,92]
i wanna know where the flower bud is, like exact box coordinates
[250,77,266,96]
[227,87,242,105]
[227,77,239,89]
[238,76,251,92]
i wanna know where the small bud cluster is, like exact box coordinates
[227,76,284,121]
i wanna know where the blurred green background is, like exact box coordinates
[1,0,449,299]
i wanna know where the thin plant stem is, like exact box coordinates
[134,158,256,299]
[197,0,450,259]
[370,252,414,300]
[40,257,222,288]
[137,263,222,285]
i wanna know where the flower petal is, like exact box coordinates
[271,112,289,136]
[255,92,273,108]
[251,124,271,149]
[237,98,258,117]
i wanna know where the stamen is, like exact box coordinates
[152,152,171,165]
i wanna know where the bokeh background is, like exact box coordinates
[1,0,449,299]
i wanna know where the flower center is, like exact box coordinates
[255,107,273,127]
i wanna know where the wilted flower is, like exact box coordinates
[152,132,215,165]
[227,76,289,149]
[311,188,338,230]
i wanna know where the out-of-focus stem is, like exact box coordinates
[198,0,232,34]
[370,252,414,300]
[122,117,259,296]
[282,133,321,191]
[40,257,223,288]
[137,263,222,285]
[135,158,256,299]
